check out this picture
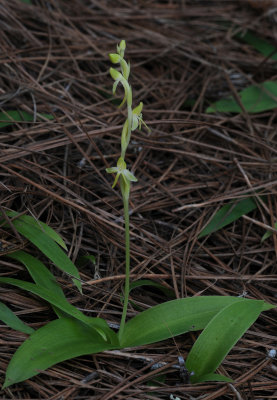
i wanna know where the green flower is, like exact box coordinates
[121,102,151,157]
[106,157,137,189]
[131,102,150,131]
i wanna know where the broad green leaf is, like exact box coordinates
[3,316,116,388]
[206,81,277,114]
[120,296,256,347]
[7,251,68,319]
[5,220,81,292]
[186,300,267,383]
[261,221,277,242]
[182,99,196,108]
[0,301,34,335]
[8,251,66,300]
[236,30,277,61]
[76,254,96,268]
[0,277,117,343]
[198,197,257,238]
[219,22,277,62]
[192,373,232,383]
[129,279,175,299]
[2,211,67,250]
[0,110,53,128]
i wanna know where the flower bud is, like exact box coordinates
[110,67,122,81]
[109,53,121,64]
[119,40,126,51]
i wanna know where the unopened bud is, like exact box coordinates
[119,40,126,51]
[110,67,122,81]
[109,53,121,64]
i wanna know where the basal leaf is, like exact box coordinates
[206,80,277,114]
[261,221,277,242]
[0,301,34,335]
[186,300,270,383]
[3,316,116,388]
[192,373,232,383]
[76,254,96,268]
[129,279,175,299]
[8,251,66,300]
[236,30,277,61]
[0,277,117,343]
[2,211,67,250]
[7,220,81,292]
[120,296,254,347]
[198,197,257,238]
[0,110,53,128]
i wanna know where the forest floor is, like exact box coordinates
[0,1,277,399]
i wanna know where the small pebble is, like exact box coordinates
[170,395,181,400]
[268,349,276,359]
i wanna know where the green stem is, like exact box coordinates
[118,192,130,342]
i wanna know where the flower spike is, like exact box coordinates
[106,40,150,340]
[107,41,149,197]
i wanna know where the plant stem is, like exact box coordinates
[118,192,130,342]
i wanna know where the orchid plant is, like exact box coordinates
[0,41,274,389]
[106,40,150,341]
